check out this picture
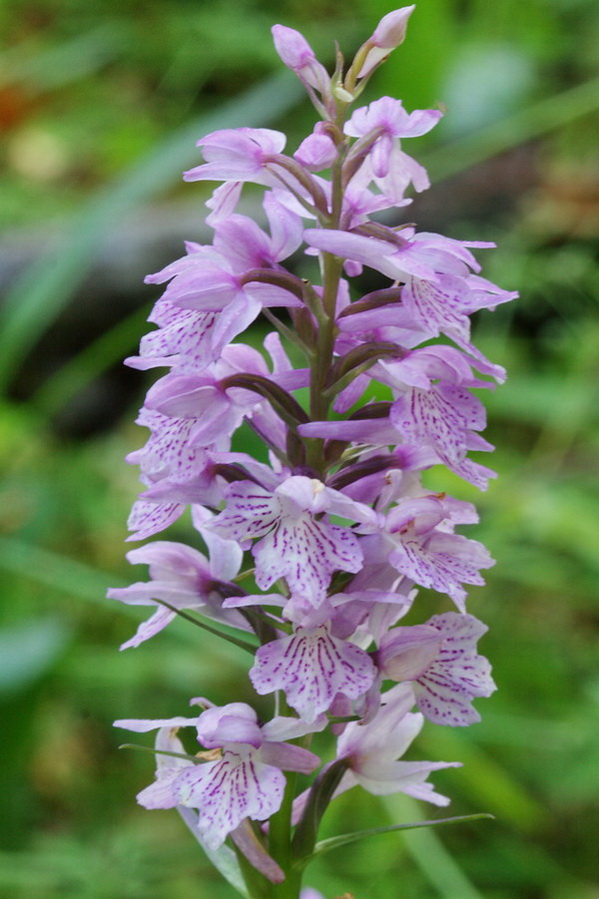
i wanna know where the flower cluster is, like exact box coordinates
[111,7,515,896]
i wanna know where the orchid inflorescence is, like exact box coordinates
[110,7,516,897]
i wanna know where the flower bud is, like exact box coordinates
[371,6,415,50]
[271,25,330,94]
[294,132,338,171]
[272,24,315,70]
[358,5,415,78]
[378,625,442,682]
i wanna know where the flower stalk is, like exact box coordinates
[110,8,516,897]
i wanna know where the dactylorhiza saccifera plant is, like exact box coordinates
[109,8,516,897]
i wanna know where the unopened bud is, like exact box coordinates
[294,132,338,171]
[332,83,355,103]
[272,24,330,94]
[272,24,316,70]
[378,626,442,682]
[358,5,415,78]
[371,6,415,49]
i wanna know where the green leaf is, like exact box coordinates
[0,24,128,92]
[291,758,348,867]
[0,617,70,696]
[313,813,495,858]
[177,807,249,897]
[418,726,545,831]
[153,598,259,655]
[118,743,201,764]
[0,535,122,602]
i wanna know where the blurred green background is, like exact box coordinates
[0,0,598,896]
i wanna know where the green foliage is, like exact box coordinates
[0,617,71,696]
[0,74,305,393]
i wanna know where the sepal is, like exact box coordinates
[230,819,285,884]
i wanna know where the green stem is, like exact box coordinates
[262,692,300,898]
[305,115,348,475]
[309,252,343,423]
[269,773,302,899]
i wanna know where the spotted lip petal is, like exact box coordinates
[250,624,376,722]
[209,477,367,605]
[126,498,186,542]
[174,749,286,849]
[376,612,496,726]
[253,515,363,605]
[126,305,221,374]
[116,704,322,850]
[413,612,497,726]
[387,528,494,612]
[389,386,489,468]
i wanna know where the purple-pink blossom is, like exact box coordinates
[116,703,322,849]
[357,6,415,77]
[378,612,496,725]
[250,623,376,722]
[374,496,495,611]
[184,127,286,184]
[208,476,370,604]
[345,97,442,178]
[271,25,331,98]
[112,8,516,888]
[108,532,246,649]
[335,683,460,803]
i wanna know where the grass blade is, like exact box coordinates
[383,796,488,899]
